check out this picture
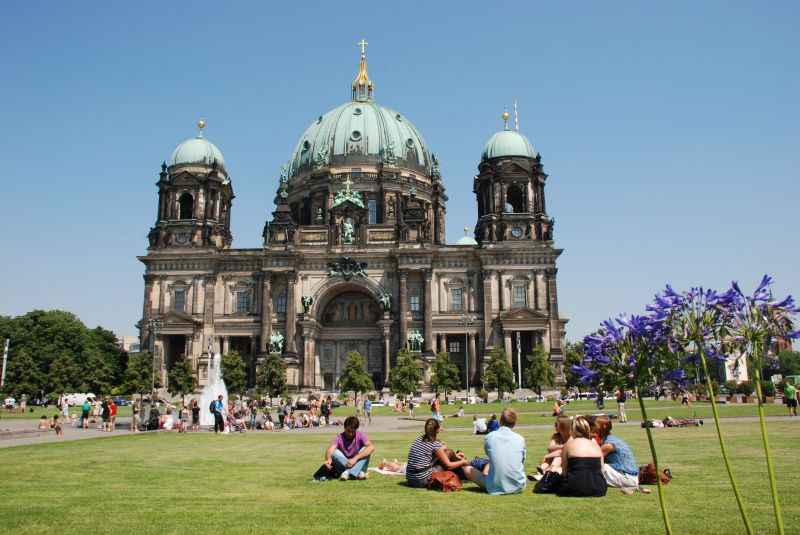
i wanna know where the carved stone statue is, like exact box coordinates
[148,227,159,248]
[408,329,424,352]
[301,295,313,314]
[327,256,367,280]
[342,218,355,244]
[269,331,285,354]
[379,291,392,313]
[386,197,395,219]
[314,207,325,224]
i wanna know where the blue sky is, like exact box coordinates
[1,1,797,341]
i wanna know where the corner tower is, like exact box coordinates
[473,111,553,245]
[148,120,235,250]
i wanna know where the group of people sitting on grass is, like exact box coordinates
[316,408,652,497]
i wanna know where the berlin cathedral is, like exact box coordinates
[138,43,567,393]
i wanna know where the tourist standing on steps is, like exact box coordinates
[324,416,374,480]
[615,388,627,423]
[211,395,225,433]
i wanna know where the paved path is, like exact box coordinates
[1,414,798,449]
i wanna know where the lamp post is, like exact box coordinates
[460,313,475,397]
[148,318,163,398]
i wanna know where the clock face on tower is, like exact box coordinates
[511,226,523,239]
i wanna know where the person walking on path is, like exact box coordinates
[364,397,372,425]
[324,416,374,480]
[784,382,798,417]
[615,388,628,423]
[80,399,91,429]
[211,395,225,433]
[431,394,442,423]
[109,399,117,432]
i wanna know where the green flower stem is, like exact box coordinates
[636,386,673,535]
[699,350,754,535]
[753,362,784,535]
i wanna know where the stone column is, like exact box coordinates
[379,318,392,385]
[437,333,445,353]
[497,271,505,312]
[527,177,534,213]
[399,271,408,348]
[203,276,215,325]
[503,331,513,366]
[285,272,298,354]
[158,277,167,314]
[547,269,562,353]
[301,324,317,388]
[424,270,434,353]
[222,336,230,355]
[468,332,477,386]
[249,335,257,387]
[192,278,201,315]
[141,275,155,344]
[481,269,494,348]
[259,272,272,353]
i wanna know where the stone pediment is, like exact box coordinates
[498,307,548,326]
[161,310,202,326]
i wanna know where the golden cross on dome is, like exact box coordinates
[358,39,368,56]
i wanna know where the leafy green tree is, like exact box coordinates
[3,349,42,398]
[524,346,555,396]
[389,349,422,397]
[256,353,287,403]
[168,358,197,405]
[774,350,800,378]
[564,341,585,391]
[430,352,461,398]
[48,350,82,393]
[483,347,515,399]
[221,351,247,397]
[82,348,116,395]
[123,352,154,398]
[338,351,373,394]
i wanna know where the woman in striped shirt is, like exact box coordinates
[406,419,472,488]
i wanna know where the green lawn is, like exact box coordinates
[0,420,797,534]
[371,399,791,427]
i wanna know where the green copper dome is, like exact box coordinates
[288,100,432,178]
[482,129,537,160]
[170,135,225,169]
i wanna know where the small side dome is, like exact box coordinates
[455,226,478,246]
[482,130,537,160]
[170,120,226,169]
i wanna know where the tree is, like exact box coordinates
[483,347,515,399]
[389,349,422,398]
[564,341,585,391]
[337,351,373,394]
[775,350,800,377]
[169,358,196,405]
[430,352,460,398]
[123,352,153,398]
[256,353,287,403]
[221,351,247,397]
[524,346,555,396]
[3,349,42,398]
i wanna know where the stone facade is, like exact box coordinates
[137,50,567,393]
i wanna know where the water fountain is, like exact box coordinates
[199,352,228,427]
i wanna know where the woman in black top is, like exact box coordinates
[558,416,607,497]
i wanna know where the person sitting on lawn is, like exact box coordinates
[38,415,49,430]
[465,408,527,495]
[406,418,474,488]
[486,414,500,433]
[552,399,565,417]
[533,415,572,479]
[595,416,649,494]
[51,414,63,437]
[557,416,607,497]
[324,416,374,480]
[473,415,488,435]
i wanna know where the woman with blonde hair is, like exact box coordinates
[557,416,607,497]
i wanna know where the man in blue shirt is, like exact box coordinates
[596,416,648,494]
[212,395,225,434]
[466,408,527,495]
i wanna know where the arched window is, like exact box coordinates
[178,193,194,220]
[505,185,526,213]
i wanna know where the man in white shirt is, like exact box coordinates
[473,416,488,435]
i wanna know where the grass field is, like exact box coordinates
[0,419,797,534]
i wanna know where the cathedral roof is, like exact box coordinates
[170,120,226,170]
[482,111,537,160]
[287,43,432,179]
